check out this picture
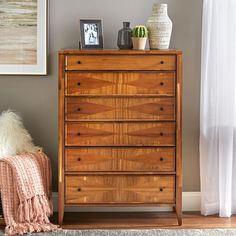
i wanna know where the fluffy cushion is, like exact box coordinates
[0,110,41,158]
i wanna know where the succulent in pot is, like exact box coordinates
[132,25,148,50]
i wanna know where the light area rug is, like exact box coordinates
[1,229,236,236]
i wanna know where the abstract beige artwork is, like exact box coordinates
[0,0,37,65]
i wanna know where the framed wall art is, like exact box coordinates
[80,19,103,49]
[0,0,48,75]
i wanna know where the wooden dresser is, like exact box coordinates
[58,49,182,226]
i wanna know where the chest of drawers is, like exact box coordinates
[58,50,182,226]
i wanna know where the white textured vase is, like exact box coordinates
[147,3,172,49]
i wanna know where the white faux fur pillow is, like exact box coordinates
[0,110,42,158]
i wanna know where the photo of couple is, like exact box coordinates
[84,23,99,45]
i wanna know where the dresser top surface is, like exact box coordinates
[59,49,182,55]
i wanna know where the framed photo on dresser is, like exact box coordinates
[80,19,103,49]
[0,0,48,75]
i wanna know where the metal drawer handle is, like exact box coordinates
[160,107,164,111]
[160,187,163,192]
[77,61,81,64]
[160,82,164,86]
[77,82,81,86]
[160,157,164,161]
[160,61,164,64]
[160,132,164,136]
[78,188,81,192]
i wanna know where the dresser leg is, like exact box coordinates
[58,209,64,226]
[176,206,182,226]
[58,183,64,225]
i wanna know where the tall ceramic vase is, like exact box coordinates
[147,3,172,49]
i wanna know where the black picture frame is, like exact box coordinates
[80,19,103,49]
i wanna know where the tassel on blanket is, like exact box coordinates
[5,222,58,236]
[17,195,52,224]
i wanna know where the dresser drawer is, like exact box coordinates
[66,97,175,121]
[65,175,175,204]
[65,55,176,71]
[65,72,175,96]
[65,122,175,146]
[65,147,175,172]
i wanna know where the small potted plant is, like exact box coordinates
[132,25,148,50]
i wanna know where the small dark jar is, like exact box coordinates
[117,22,133,49]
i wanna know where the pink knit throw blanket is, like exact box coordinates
[0,152,58,235]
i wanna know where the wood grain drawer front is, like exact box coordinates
[65,55,176,71]
[66,97,175,121]
[65,148,175,172]
[65,72,175,96]
[65,122,175,146]
[66,175,175,204]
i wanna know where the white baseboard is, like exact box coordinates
[182,192,201,211]
[53,192,200,212]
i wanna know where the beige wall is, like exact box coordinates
[0,0,202,191]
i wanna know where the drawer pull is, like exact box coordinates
[160,61,164,64]
[160,107,164,111]
[77,158,81,161]
[77,188,81,192]
[160,157,164,161]
[160,187,163,192]
[77,61,81,64]
[77,108,81,111]
[160,132,164,136]
[77,132,81,136]
[160,82,164,86]
[77,82,81,86]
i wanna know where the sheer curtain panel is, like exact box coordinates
[200,0,236,217]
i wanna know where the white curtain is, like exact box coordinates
[200,0,236,217]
